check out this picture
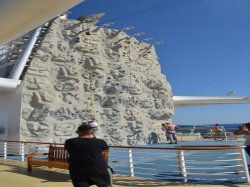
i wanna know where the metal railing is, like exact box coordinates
[0,140,249,184]
[176,131,241,141]
[108,145,250,184]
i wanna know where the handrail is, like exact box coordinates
[0,140,57,144]
[0,140,243,150]
[173,95,250,107]
[110,145,242,150]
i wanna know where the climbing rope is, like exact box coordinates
[88,69,95,118]
[85,29,95,118]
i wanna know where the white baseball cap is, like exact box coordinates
[88,120,98,131]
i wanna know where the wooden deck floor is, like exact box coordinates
[0,158,249,187]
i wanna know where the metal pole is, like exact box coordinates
[179,132,183,141]
[198,133,201,140]
[224,132,228,141]
[19,143,25,162]
[128,148,134,177]
[178,150,187,183]
[10,27,41,80]
[3,142,7,159]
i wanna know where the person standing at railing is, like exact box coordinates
[65,123,112,187]
[164,122,179,144]
[161,123,171,143]
[234,122,250,157]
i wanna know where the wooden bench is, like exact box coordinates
[27,145,109,171]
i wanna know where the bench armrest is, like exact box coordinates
[27,153,48,160]
[27,153,48,171]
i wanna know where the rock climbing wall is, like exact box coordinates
[20,16,174,145]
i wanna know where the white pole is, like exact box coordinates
[178,150,187,183]
[3,142,7,159]
[198,133,201,140]
[128,148,134,177]
[179,132,183,141]
[240,147,250,183]
[224,132,228,141]
[19,143,25,162]
[10,27,42,80]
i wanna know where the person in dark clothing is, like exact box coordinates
[234,123,250,157]
[65,123,112,187]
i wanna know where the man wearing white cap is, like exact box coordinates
[65,123,112,187]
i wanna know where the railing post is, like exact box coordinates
[239,147,250,183]
[179,132,182,141]
[19,143,25,162]
[198,133,201,140]
[3,142,7,159]
[128,148,134,177]
[224,132,228,141]
[177,150,187,183]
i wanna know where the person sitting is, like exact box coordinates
[212,124,222,140]
[65,123,112,187]
[234,123,250,157]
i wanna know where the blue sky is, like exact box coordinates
[69,0,250,125]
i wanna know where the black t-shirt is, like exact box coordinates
[64,137,109,175]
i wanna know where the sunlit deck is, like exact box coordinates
[0,158,249,187]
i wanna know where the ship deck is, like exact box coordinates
[1,158,249,187]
